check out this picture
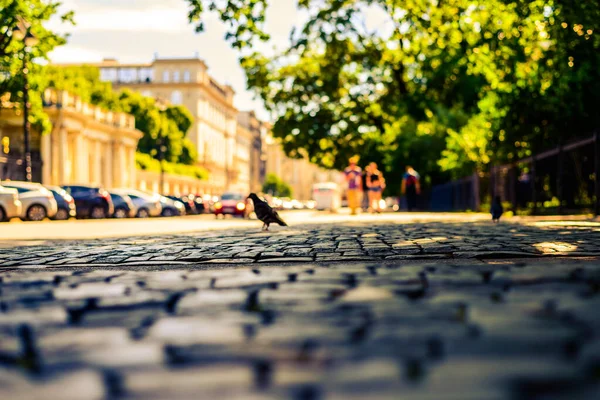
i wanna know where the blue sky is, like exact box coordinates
[48,0,390,121]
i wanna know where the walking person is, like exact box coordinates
[366,162,385,213]
[344,156,362,215]
[401,166,421,211]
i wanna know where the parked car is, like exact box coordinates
[214,192,251,218]
[166,195,196,215]
[291,199,304,209]
[202,194,218,213]
[1,181,58,221]
[304,200,316,210]
[281,197,294,210]
[270,197,283,210]
[109,192,137,218]
[46,186,77,220]
[191,194,206,213]
[160,196,185,217]
[61,185,114,219]
[0,185,22,222]
[112,189,162,218]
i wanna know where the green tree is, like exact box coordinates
[165,105,193,134]
[1,0,74,134]
[44,65,121,110]
[185,0,600,190]
[262,173,292,197]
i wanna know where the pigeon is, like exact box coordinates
[248,193,288,231]
[490,196,504,223]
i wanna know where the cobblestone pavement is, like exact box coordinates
[1,218,600,399]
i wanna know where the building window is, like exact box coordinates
[140,68,153,83]
[173,70,180,83]
[171,90,183,105]
[183,70,190,82]
[100,68,117,82]
[118,68,137,83]
[163,70,170,83]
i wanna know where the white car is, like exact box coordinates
[1,181,58,221]
[111,189,162,218]
[0,185,22,222]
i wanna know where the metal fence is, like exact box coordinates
[429,132,600,215]
[429,173,482,212]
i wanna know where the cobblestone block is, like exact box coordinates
[2,219,600,399]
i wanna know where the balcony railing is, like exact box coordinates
[42,89,136,130]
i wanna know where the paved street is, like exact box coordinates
[0,210,490,242]
[1,214,600,399]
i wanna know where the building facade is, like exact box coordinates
[91,57,240,195]
[238,111,266,194]
[265,133,342,201]
[0,89,142,189]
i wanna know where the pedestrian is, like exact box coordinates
[344,156,363,215]
[366,162,385,213]
[401,166,420,211]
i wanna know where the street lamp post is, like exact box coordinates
[12,20,38,182]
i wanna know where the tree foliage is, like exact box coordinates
[1,0,74,135]
[185,0,600,191]
[262,173,292,197]
[135,152,208,180]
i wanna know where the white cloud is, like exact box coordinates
[48,45,106,63]
[48,5,193,34]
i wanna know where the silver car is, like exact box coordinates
[1,181,58,221]
[111,189,162,218]
[0,185,22,222]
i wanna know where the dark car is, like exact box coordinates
[109,192,136,218]
[191,194,206,213]
[166,195,197,215]
[61,185,114,219]
[46,186,77,220]
[214,192,251,218]
[159,196,185,217]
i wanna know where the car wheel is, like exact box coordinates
[0,207,5,222]
[137,208,150,218]
[162,208,175,217]
[90,206,106,219]
[26,204,47,221]
[55,209,69,220]
[114,208,128,219]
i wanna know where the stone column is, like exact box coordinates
[58,128,67,184]
[129,146,136,189]
[93,140,102,185]
[51,128,59,185]
[114,142,125,188]
[41,131,51,185]
[74,133,88,183]
[103,141,113,189]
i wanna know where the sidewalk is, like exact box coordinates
[1,217,600,399]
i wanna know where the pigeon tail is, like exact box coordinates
[276,217,288,227]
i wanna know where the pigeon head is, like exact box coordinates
[248,193,259,201]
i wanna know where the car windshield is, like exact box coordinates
[2,185,30,193]
[221,193,243,200]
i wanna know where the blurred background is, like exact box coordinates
[1,0,599,227]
